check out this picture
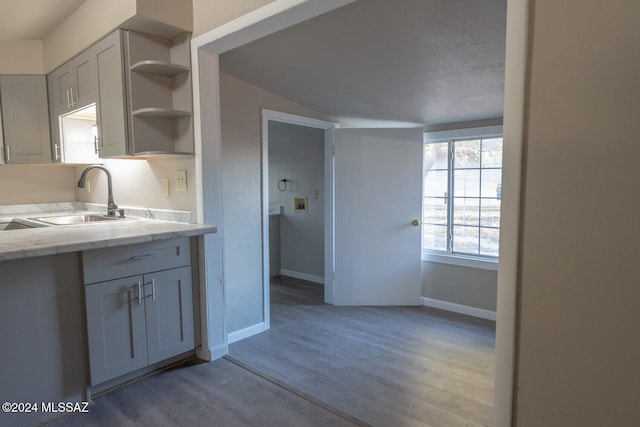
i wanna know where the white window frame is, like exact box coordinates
[422,125,503,271]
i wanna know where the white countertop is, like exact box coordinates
[0,211,216,262]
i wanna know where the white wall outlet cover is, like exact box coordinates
[176,170,187,191]
[162,178,170,197]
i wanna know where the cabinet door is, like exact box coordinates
[72,49,96,109]
[47,74,63,163]
[94,30,128,158]
[49,62,74,114]
[144,267,195,365]
[0,75,52,164]
[85,275,148,385]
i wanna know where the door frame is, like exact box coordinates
[261,109,339,318]
[190,1,527,425]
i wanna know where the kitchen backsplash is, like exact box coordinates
[0,202,193,224]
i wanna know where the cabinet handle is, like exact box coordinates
[5,145,10,163]
[70,88,75,106]
[66,89,71,108]
[129,254,156,262]
[54,143,60,160]
[94,135,99,154]
[137,280,143,305]
[151,279,156,301]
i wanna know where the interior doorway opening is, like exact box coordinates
[192,1,521,422]
[261,109,338,323]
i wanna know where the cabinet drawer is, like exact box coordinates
[83,238,190,284]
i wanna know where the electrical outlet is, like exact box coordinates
[162,179,170,197]
[176,170,187,191]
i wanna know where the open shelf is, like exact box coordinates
[125,30,194,156]
[130,60,189,76]
[131,107,191,118]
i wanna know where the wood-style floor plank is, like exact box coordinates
[229,276,496,426]
[47,359,356,427]
[48,275,495,426]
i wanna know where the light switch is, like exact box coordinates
[176,170,187,191]
[162,179,170,197]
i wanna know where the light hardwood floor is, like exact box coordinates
[48,276,495,426]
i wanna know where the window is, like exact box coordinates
[422,127,503,262]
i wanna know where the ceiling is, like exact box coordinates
[220,0,507,127]
[0,0,506,127]
[0,0,86,40]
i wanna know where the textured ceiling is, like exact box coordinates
[220,0,507,127]
[0,0,86,40]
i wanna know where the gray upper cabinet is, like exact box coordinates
[93,30,129,158]
[49,49,96,115]
[0,75,52,164]
[48,40,103,163]
[73,50,97,109]
[46,29,193,162]
[48,30,127,162]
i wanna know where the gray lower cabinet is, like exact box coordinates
[0,254,86,427]
[83,238,194,386]
[85,275,148,384]
[0,75,51,164]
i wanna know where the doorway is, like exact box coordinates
[192,1,524,424]
[260,109,338,318]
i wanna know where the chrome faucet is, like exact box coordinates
[77,165,124,217]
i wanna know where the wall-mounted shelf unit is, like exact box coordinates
[131,107,191,118]
[130,60,189,76]
[124,30,194,156]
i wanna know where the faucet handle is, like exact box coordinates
[108,208,125,218]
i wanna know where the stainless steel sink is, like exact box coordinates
[0,220,36,230]
[28,214,124,225]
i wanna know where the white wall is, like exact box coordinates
[192,0,277,37]
[43,0,137,72]
[219,73,332,333]
[74,158,197,213]
[0,166,76,205]
[422,262,497,312]
[513,0,640,425]
[268,122,324,281]
[135,0,193,33]
[43,0,193,72]
[0,41,44,74]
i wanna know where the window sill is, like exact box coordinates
[422,252,498,271]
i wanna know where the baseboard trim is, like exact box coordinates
[210,344,229,360]
[280,269,324,284]
[227,322,269,344]
[420,297,496,321]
